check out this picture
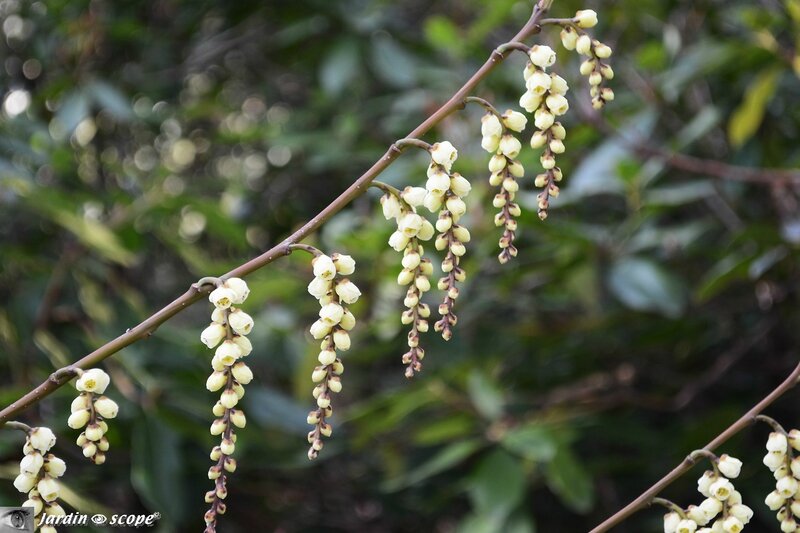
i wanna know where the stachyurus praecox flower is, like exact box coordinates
[68,368,118,465]
[306,252,360,458]
[762,429,800,532]
[382,186,435,378]
[202,277,253,533]
[13,427,67,533]
[480,109,527,263]
[423,141,471,342]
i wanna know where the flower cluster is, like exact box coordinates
[201,277,254,533]
[382,187,435,377]
[13,427,66,533]
[519,44,569,220]
[422,142,471,341]
[480,109,527,263]
[306,253,360,457]
[763,430,800,532]
[558,9,614,109]
[67,368,118,464]
[663,454,752,533]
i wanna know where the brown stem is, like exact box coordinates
[287,243,323,257]
[0,1,553,426]
[589,361,800,533]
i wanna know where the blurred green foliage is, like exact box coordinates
[1,0,800,531]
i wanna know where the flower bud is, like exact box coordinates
[76,369,111,395]
[697,471,716,497]
[576,34,592,55]
[765,490,785,511]
[519,91,541,113]
[528,45,556,69]
[768,432,789,452]
[215,340,243,365]
[560,26,578,50]
[717,454,742,479]
[450,174,471,197]
[201,323,227,348]
[93,396,119,419]
[728,504,753,524]
[27,429,57,454]
[318,349,337,365]
[330,253,355,275]
[312,254,337,280]
[526,70,552,95]
[85,423,104,442]
[664,511,680,533]
[37,477,60,502]
[335,279,361,304]
[446,197,467,218]
[594,42,612,58]
[68,409,91,429]
[223,277,250,304]
[388,230,410,252]
[230,409,246,428]
[309,319,332,340]
[381,193,402,219]
[764,451,785,471]
[501,110,527,133]
[206,371,228,392]
[534,108,555,131]
[228,309,254,336]
[418,220,435,241]
[333,329,351,350]
[19,452,44,475]
[481,113,503,138]
[580,59,596,76]
[574,9,598,28]
[44,456,66,478]
[209,287,236,309]
[546,94,569,116]
[220,389,239,409]
[777,475,799,498]
[70,393,91,413]
[430,141,458,170]
[232,335,252,357]
[499,135,522,158]
[220,438,235,456]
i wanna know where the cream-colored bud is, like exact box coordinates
[402,251,421,270]
[212,401,225,416]
[721,516,743,533]
[560,26,578,50]
[44,456,66,478]
[316,395,331,409]
[777,475,799,497]
[769,432,789,453]
[446,197,467,218]
[550,74,569,95]
[318,348,337,366]
[37,477,59,502]
[220,438,235,456]
[503,178,519,193]
[211,307,226,324]
[453,225,471,243]
[792,500,800,519]
[307,276,331,300]
[526,70,552,95]
[206,371,228,392]
[764,451,785,470]
[499,134,522,158]
[549,139,565,154]
[68,409,91,429]
[589,71,602,86]
[76,369,111,395]
[501,110,527,133]
[311,366,327,383]
[210,418,226,436]
[530,131,547,149]
[215,340,243,365]
[19,452,43,476]
[45,502,66,516]
[340,309,356,331]
[780,519,797,533]
[519,91,542,113]
[201,322,227,349]
[388,230,410,252]
[70,393,91,413]
[717,454,742,479]
[576,34,592,55]
[415,276,431,292]
[381,193,402,220]
[331,253,355,275]
[23,498,43,516]
[420,260,433,276]
[93,396,119,419]
[534,108,555,130]
[223,277,250,304]
[493,194,507,208]
[398,213,424,237]
[574,9,598,28]
[697,471,716,497]
[13,473,37,493]
[529,45,556,69]
[450,174,471,197]
[319,302,344,326]
[664,511,680,533]
[481,113,503,138]
[601,87,615,102]
[209,286,236,309]
[220,389,239,409]
[312,254,337,280]
[418,220,434,241]
[233,335,252,357]
[685,506,707,526]
[84,423,104,442]
[309,319,332,340]
[788,429,800,451]
[580,59,596,76]
[29,427,57,453]
[488,154,506,173]
[328,376,343,393]
[401,186,427,207]
[335,279,361,304]
[546,94,569,116]
[426,171,451,198]
[766,490,786,511]
[508,203,521,217]
[508,160,524,177]
[228,309,254,336]
[551,122,567,140]
[709,478,733,500]
[333,329,351,350]
[728,504,752,525]
[230,409,246,428]
[450,242,466,257]
[594,42,612,58]
[397,268,415,285]
[430,141,458,171]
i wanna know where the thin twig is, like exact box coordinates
[0,0,553,425]
[589,361,800,532]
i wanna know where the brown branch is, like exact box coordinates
[578,102,800,185]
[589,360,800,533]
[0,0,553,426]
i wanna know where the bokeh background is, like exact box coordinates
[1,0,800,531]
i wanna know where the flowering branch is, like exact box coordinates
[0,0,554,426]
[590,361,800,533]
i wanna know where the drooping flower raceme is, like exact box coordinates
[423,141,471,341]
[480,110,527,263]
[306,253,360,457]
[68,368,118,464]
[383,186,435,378]
[558,9,614,109]
[661,453,751,533]
[519,44,568,220]
[13,427,67,533]
[762,430,800,532]
[202,277,253,533]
